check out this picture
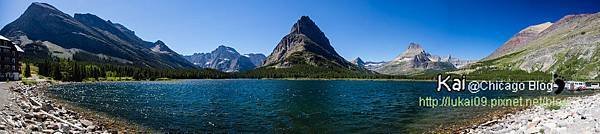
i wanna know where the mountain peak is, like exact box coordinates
[154,40,165,45]
[17,2,70,22]
[351,57,365,67]
[29,2,59,11]
[154,40,167,47]
[290,16,319,34]
[184,46,259,72]
[1,2,195,69]
[214,45,239,54]
[407,42,422,49]
[20,2,65,20]
[288,16,332,48]
[353,57,364,63]
[377,43,456,75]
[400,43,426,57]
[150,40,176,54]
[217,45,229,48]
[216,45,231,49]
[263,16,355,69]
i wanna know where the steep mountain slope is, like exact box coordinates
[183,46,260,72]
[476,12,600,80]
[0,2,195,69]
[375,43,456,75]
[262,16,358,70]
[484,22,553,60]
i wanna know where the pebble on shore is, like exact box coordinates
[465,94,600,134]
[0,82,111,134]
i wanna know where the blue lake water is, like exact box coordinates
[47,79,572,133]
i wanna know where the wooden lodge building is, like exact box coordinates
[0,35,24,81]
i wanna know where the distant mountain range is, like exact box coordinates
[473,12,600,80]
[183,46,265,72]
[446,56,477,69]
[373,43,457,75]
[3,2,595,79]
[0,2,195,69]
[351,43,476,75]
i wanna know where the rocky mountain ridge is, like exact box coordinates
[476,12,600,80]
[0,2,195,69]
[183,46,265,72]
[375,43,456,75]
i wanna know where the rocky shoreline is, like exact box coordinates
[464,94,600,133]
[0,81,138,133]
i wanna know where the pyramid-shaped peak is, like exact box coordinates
[352,57,366,67]
[353,57,365,64]
[290,16,323,35]
[262,16,355,69]
[286,16,333,52]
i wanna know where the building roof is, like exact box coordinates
[14,44,24,52]
[0,35,9,41]
[0,35,22,52]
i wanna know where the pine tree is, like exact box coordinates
[53,64,62,80]
[24,63,31,78]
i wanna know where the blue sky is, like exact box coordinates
[1,0,599,61]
